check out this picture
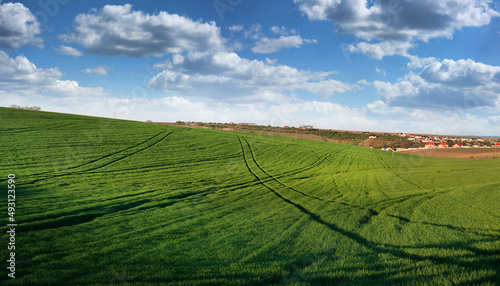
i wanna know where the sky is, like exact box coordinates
[1,0,500,136]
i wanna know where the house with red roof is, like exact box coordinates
[425,142,435,149]
[453,143,463,148]
[438,142,448,148]
[494,143,500,148]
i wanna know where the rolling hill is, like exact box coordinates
[0,107,499,285]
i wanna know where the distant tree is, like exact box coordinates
[10,104,41,111]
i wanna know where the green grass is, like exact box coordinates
[0,107,499,285]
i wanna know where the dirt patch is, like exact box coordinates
[400,148,500,159]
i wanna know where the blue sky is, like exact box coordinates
[1,0,500,135]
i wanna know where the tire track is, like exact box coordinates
[240,136,326,202]
[374,149,429,191]
[25,131,173,185]
[82,153,242,175]
[17,131,167,180]
[257,148,342,184]
[235,133,345,184]
[238,135,382,227]
[240,135,384,224]
[369,150,461,215]
[64,132,169,173]
[236,135,500,273]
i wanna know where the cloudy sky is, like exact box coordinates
[1,0,500,135]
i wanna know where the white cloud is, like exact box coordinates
[60,4,226,57]
[348,41,413,60]
[228,25,244,33]
[419,59,500,87]
[82,66,112,76]
[406,55,438,69]
[235,24,317,54]
[270,26,297,36]
[243,24,263,40]
[0,51,105,97]
[356,79,370,85]
[2,90,499,136]
[55,45,83,57]
[45,79,105,96]
[252,35,317,54]
[0,2,42,49]
[300,79,358,97]
[373,58,500,110]
[0,51,60,91]
[488,115,500,126]
[294,0,499,42]
[375,68,386,76]
[148,51,359,102]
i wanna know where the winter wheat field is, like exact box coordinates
[1,107,499,285]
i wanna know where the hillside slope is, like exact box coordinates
[0,107,499,285]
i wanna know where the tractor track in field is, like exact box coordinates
[242,135,462,229]
[240,136,326,202]
[24,131,173,185]
[61,131,169,173]
[239,135,466,230]
[235,136,500,272]
[384,214,500,238]
[373,172,391,199]
[238,135,382,226]
[239,135,385,225]
[10,196,183,233]
[11,186,231,234]
[11,131,168,180]
[374,150,430,191]
[82,154,242,175]
[246,141,345,184]
[2,123,74,134]
[366,150,458,214]
[239,216,312,264]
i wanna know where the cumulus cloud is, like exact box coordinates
[148,51,360,101]
[60,4,226,57]
[0,51,105,96]
[363,100,500,135]
[373,58,500,110]
[0,2,42,49]
[294,0,499,42]
[55,45,83,57]
[232,24,317,54]
[348,41,413,60]
[252,35,317,53]
[82,66,112,76]
[406,55,438,69]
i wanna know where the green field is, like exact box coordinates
[1,107,499,285]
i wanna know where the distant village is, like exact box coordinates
[290,125,500,151]
[378,133,500,152]
[163,121,500,151]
